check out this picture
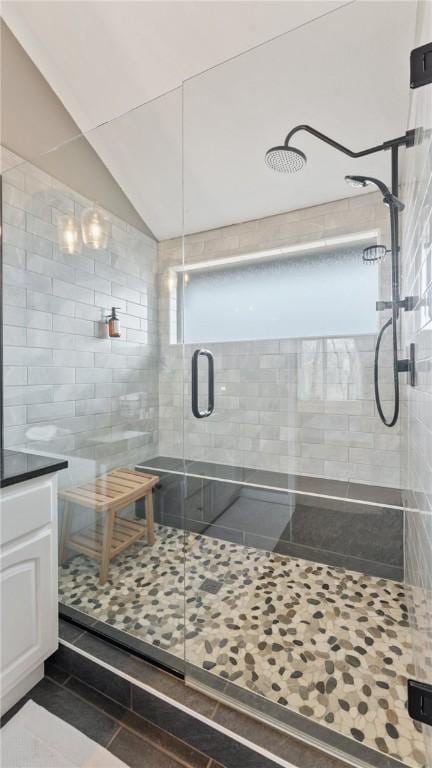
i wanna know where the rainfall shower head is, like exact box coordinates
[265,125,415,184]
[265,144,306,173]
[345,175,405,211]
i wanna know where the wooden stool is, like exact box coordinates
[59,468,159,584]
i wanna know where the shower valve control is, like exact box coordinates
[410,42,432,89]
[398,296,417,312]
[376,297,416,312]
[397,343,416,387]
[408,679,432,726]
[399,296,417,312]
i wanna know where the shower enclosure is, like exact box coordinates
[177,11,419,763]
[1,3,431,768]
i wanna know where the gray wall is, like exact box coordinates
[402,2,432,764]
[2,150,159,489]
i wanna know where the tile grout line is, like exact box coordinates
[105,724,122,750]
[119,721,211,768]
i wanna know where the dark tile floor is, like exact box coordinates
[1,674,221,768]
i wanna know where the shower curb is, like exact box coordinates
[51,638,290,768]
[49,624,407,768]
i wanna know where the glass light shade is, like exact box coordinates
[57,214,82,254]
[81,206,110,250]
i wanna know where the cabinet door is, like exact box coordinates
[1,528,56,695]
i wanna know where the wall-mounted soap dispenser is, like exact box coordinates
[107,307,121,338]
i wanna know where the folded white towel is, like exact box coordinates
[0,700,127,768]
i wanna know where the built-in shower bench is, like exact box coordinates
[59,468,159,584]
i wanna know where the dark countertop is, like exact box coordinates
[1,450,68,489]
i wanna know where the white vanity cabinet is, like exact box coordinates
[0,472,59,715]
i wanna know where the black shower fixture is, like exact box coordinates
[345,173,414,424]
[345,179,396,263]
[266,124,418,426]
[344,175,405,210]
[265,124,416,175]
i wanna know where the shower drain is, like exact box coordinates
[200,578,223,594]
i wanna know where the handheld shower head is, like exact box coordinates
[265,144,306,174]
[345,175,405,210]
[344,176,368,189]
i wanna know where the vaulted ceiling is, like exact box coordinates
[3,1,417,239]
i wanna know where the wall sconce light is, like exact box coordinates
[57,214,82,254]
[81,206,111,250]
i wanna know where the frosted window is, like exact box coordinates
[182,244,378,343]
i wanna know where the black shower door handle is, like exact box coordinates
[192,349,214,418]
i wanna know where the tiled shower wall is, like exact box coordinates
[2,151,159,485]
[402,1,432,763]
[158,192,406,487]
[1,153,407,489]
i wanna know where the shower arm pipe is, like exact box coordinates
[284,125,415,159]
[284,124,413,311]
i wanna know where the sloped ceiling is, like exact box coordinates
[0,19,154,235]
[3,1,417,239]
[2,1,348,131]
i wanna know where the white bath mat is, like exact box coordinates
[0,700,128,768]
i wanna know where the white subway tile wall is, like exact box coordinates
[402,2,432,763]
[2,151,159,480]
[158,192,406,487]
[2,151,406,489]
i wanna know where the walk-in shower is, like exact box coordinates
[2,3,430,768]
[266,124,416,426]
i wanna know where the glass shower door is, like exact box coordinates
[181,16,301,728]
[181,6,426,768]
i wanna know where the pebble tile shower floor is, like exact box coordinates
[58,523,425,768]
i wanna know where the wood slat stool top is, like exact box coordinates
[59,468,159,584]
